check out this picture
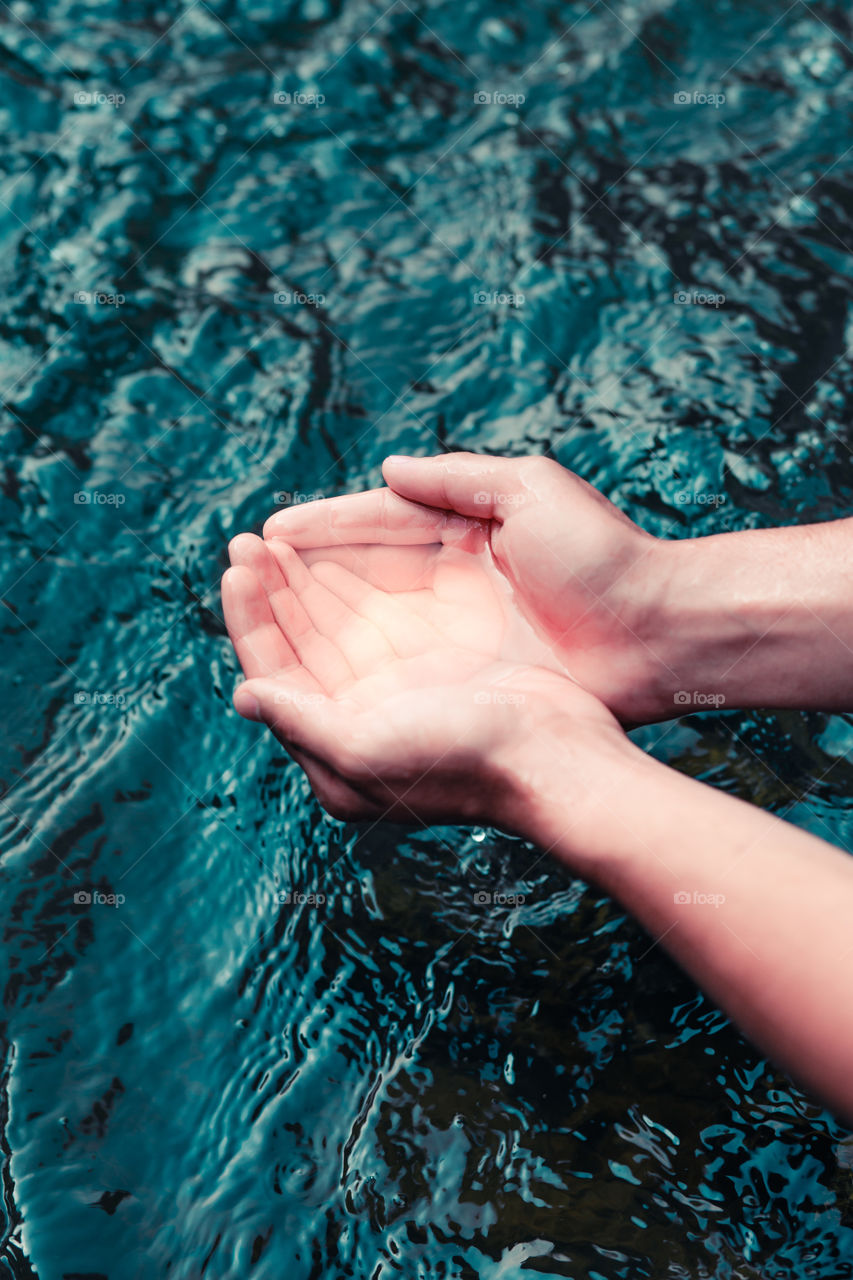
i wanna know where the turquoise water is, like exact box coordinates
[3,1,853,1276]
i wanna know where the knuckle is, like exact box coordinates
[378,490,396,531]
[523,455,559,484]
[340,751,373,784]
[320,789,366,821]
[326,731,373,784]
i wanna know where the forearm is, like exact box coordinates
[503,729,853,1122]
[647,519,853,714]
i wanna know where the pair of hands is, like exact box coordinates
[222,454,674,837]
[223,455,853,1127]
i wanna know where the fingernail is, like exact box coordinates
[384,454,416,466]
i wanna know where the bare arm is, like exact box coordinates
[222,531,853,1125]
[506,721,853,1124]
[653,519,853,714]
[265,453,853,723]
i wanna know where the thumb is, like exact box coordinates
[382,452,536,521]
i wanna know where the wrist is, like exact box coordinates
[626,533,776,720]
[647,533,803,716]
[492,696,661,875]
[594,534,693,724]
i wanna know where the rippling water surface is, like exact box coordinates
[3,1,853,1276]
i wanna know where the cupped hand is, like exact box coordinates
[262,454,673,724]
[221,532,623,829]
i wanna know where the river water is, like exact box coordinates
[2,1,853,1276]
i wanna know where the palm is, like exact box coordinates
[221,532,615,823]
[296,533,566,674]
[261,465,660,721]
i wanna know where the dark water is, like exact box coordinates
[2,1,853,1276]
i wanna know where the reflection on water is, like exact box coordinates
[2,0,853,1275]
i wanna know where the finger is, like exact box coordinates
[224,558,356,793]
[267,577,356,693]
[229,533,338,673]
[263,488,477,547]
[229,538,354,693]
[221,572,328,700]
[299,543,439,592]
[221,566,298,678]
[261,721,381,819]
[227,533,302,660]
[235,680,384,819]
[225,550,362,788]
[309,560,440,659]
[382,452,549,520]
[229,670,363,808]
[298,752,383,821]
[269,542,397,679]
[234,677,363,778]
[229,531,288,592]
